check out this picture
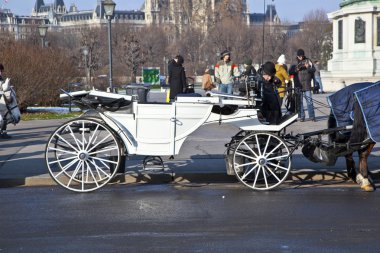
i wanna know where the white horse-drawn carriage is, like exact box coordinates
[46,89,298,192]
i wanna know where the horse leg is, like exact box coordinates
[357,143,376,192]
[345,153,356,182]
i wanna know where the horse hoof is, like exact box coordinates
[361,185,375,192]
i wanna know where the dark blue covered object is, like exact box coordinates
[327,82,373,127]
[354,82,380,142]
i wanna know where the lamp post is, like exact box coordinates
[82,46,89,89]
[103,0,116,92]
[38,25,48,48]
[261,0,266,65]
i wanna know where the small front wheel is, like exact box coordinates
[233,132,291,190]
[45,118,122,192]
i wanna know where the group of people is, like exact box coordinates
[167,48,324,124]
[200,49,323,123]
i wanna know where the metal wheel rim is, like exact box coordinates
[45,118,121,192]
[233,132,291,191]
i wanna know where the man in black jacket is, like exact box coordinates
[295,49,316,122]
[168,55,187,101]
[260,61,282,125]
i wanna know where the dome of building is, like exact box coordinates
[340,0,380,8]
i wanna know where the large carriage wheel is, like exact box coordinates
[233,132,291,190]
[45,118,122,192]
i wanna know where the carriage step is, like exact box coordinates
[142,156,166,172]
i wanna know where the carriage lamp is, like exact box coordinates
[37,25,48,48]
[103,0,116,92]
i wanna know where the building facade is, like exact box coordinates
[323,0,380,89]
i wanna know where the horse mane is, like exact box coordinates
[349,100,367,144]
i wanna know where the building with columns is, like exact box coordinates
[324,0,380,89]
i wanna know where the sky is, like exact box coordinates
[2,0,342,22]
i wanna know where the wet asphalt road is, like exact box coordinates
[1,184,380,253]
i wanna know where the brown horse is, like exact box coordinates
[328,101,376,192]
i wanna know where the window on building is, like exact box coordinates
[338,20,343,49]
[355,18,365,43]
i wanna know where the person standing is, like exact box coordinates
[295,49,316,122]
[168,55,187,101]
[275,54,290,106]
[314,60,324,94]
[0,63,11,139]
[201,68,215,94]
[261,61,282,125]
[214,50,240,95]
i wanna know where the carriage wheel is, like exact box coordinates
[233,132,291,190]
[45,118,122,192]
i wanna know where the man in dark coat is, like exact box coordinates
[295,49,316,122]
[168,55,187,100]
[260,61,282,125]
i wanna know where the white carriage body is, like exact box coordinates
[63,90,297,157]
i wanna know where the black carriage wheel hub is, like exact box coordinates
[258,158,267,166]
[78,152,89,161]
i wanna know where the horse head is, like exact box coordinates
[0,78,21,125]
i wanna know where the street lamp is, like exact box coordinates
[38,25,48,48]
[261,0,274,64]
[82,46,89,89]
[103,0,116,92]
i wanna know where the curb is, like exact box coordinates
[2,170,378,188]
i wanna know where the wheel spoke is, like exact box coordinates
[88,159,112,180]
[235,151,256,161]
[87,134,112,153]
[91,156,118,165]
[48,147,77,155]
[242,141,259,158]
[267,154,289,161]
[268,162,289,171]
[264,165,281,183]
[262,135,271,155]
[67,161,83,187]
[241,164,259,180]
[85,124,100,150]
[255,135,262,156]
[252,166,261,188]
[265,142,283,158]
[81,161,85,191]
[88,146,118,156]
[262,166,269,188]
[54,158,79,178]
[85,161,100,187]
[48,156,77,165]
[235,161,257,169]
[55,133,80,153]
[68,125,82,151]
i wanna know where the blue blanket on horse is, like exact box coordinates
[327,82,380,142]
[354,82,380,142]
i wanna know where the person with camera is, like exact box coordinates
[260,61,282,125]
[214,50,240,95]
[295,49,316,122]
[239,59,257,97]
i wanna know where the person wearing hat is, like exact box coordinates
[295,49,316,122]
[260,61,282,125]
[214,50,240,95]
[275,54,290,106]
[238,59,257,96]
[168,55,187,101]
